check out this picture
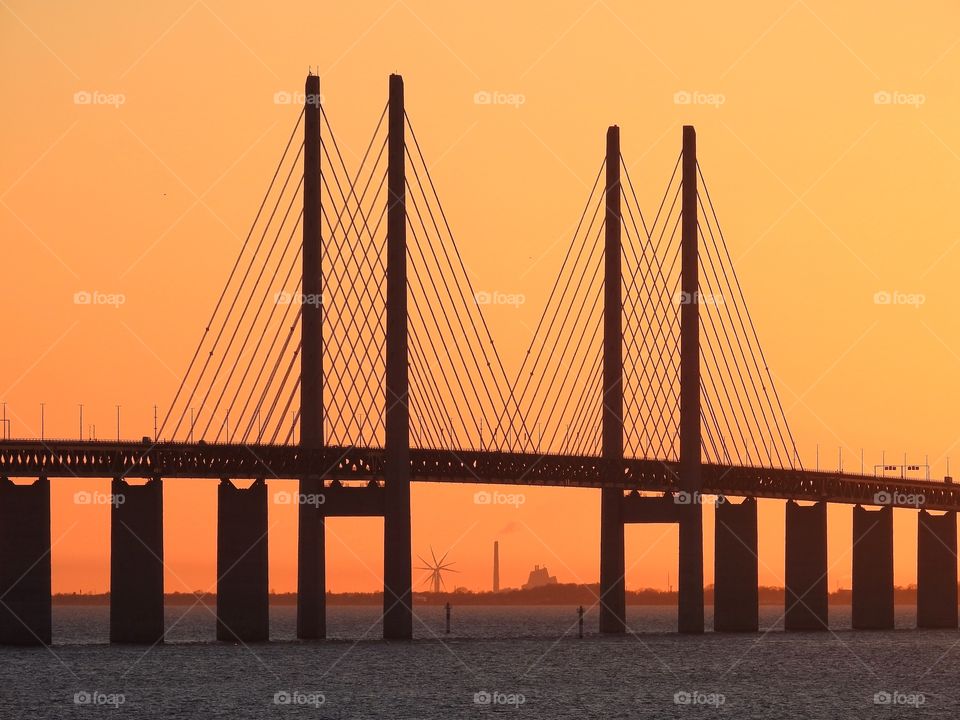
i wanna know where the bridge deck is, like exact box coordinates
[0,440,955,510]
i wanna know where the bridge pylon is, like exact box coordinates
[297,72,327,640]
[383,73,413,640]
[599,125,705,634]
[677,125,704,634]
[599,126,626,634]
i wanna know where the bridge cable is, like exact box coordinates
[160,110,304,440]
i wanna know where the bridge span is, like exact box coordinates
[0,439,956,509]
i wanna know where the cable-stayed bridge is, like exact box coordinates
[1,75,957,645]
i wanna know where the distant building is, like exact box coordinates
[522,564,558,590]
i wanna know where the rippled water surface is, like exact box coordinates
[0,605,957,718]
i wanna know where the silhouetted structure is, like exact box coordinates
[217,479,269,642]
[0,73,957,645]
[298,72,326,641]
[416,548,457,594]
[714,497,758,632]
[110,478,164,644]
[852,505,894,630]
[917,510,958,629]
[785,501,828,631]
[522,565,558,590]
[0,478,50,645]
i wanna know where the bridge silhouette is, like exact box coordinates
[1,74,957,645]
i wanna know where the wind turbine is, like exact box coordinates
[416,547,458,594]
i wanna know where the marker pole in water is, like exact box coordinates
[578,606,584,638]
[445,603,451,634]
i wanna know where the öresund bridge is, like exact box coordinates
[1,75,956,645]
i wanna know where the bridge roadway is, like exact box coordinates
[0,440,955,511]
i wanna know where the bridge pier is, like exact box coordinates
[599,489,625,633]
[217,479,269,642]
[714,496,758,632]
[619,492,703,632]
[678,503,704,633]
[852,505,894,630]
[784,500,828,631]
[0,478,51,645]
[110,478,164,644]
[297,477,326,639]
[917,510,958,629]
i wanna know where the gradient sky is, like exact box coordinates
[2,1,960,595]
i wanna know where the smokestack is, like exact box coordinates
[493,541,500,593]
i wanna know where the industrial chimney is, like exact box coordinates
[493,541,500,593]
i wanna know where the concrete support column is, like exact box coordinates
[852,505,893,630]
[599,489,625,633]
[217,479,269,642]
[784,500,828,631]
[676,125,704,635]
[383,72,412,640]
[110,478,164,644]
[678,501,704,633]
[0,477,51,645]
[714,497,758,632]
[298,71,326,640]
[599,125,625,634]
[917,510,958,629]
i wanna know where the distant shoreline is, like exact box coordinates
[52,584,930,606]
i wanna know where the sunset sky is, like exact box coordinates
[2,1,960,597]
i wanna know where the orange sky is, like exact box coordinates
[2,1,960,595]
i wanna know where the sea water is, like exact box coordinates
[0,605,955,718]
